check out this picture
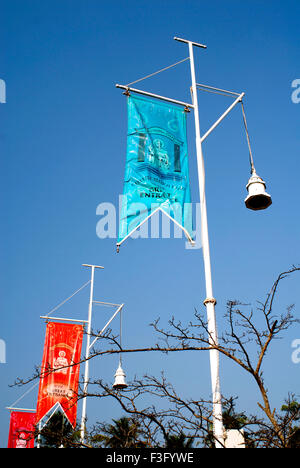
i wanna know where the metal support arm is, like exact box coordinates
[201,93,245,143]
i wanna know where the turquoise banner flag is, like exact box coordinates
[117,94,194,249]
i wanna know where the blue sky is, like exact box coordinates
[1,0,299,447]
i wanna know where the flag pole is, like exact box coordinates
[175,37,225,448]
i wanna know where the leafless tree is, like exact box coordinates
[13,266,300,448]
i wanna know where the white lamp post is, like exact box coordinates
[79,264,125,445]
[80,264,104,443]
[174,37,272,448]
[175,37,225,448]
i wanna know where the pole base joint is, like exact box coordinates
[203,297,217,306]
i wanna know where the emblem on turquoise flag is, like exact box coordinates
[117,94,194,249]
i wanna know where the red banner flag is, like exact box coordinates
[7,411,36,448]
[36,322,84,427]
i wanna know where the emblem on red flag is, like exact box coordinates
[7,411,36,449]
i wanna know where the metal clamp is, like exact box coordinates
[123,87,131,96]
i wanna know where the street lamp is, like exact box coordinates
[113,365,128,390]
[240,100,272,211]
[113,306,128,390]
[245,170,272,211]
